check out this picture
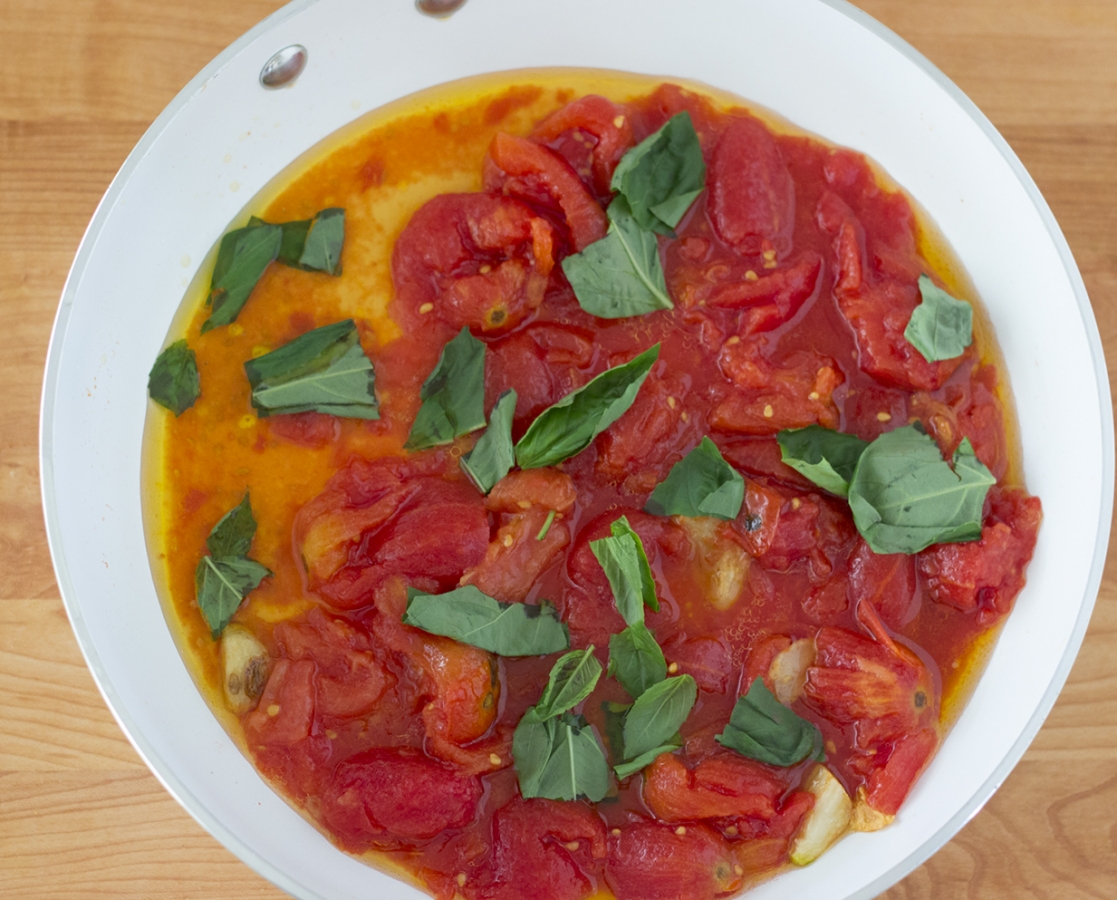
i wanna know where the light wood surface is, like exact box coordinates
[2,1,1115,897]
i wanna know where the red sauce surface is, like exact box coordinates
[151,78,1041,900]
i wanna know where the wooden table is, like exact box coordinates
[2,1,1115,897]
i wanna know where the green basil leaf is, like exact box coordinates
[614,740,681,780]
[460,389,517,494]
[904,274,973,362]
[403,586,569,657]
[847,426,995,554]
[622,674,696,760]
[205,493,257,558]
[776,425,870,498]
[405,326,486,450]
[534,647,603,719]
[148,339,200,416]
[608,622,667,698]
[202,223,282,333]
[562,197,672,319]
[645,436,745,519]
[715,677,824,767]
[244,319,379,419]
[590,515,659,625]
[610,112,706,234]
[194,555,272,639]
[521,712,610,802]
[251,208,346,275]
[512,707,555,798]
[514,344,659,469]
[602,700,631,762]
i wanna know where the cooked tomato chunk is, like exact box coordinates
[642,752,786,823]
[486,468,577,515]
[605,822,742,900]
[467,799,607,900]
[817,190,964,392]
[274,609,392,719]
[710,336,843,436]
[484,323,595,430]
[461,504,570,601]
[708,117,796,258]
[847,539,918,631]
[917,487,1042,625]
[321,747,482,849]
[483,132,607,252]
[298,459,490,611]
[531,94,635,196]
[393,192,555,333]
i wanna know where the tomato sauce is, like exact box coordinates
[144,71,1041,900]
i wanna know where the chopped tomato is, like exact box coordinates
[486,468,578,515]
[243,658,316,748]
[531,94,635,197]
[484,323,595,431]
[863,728,938,816]
[274,609,393,719]
[266,411,339,448]
[467,798,607,900]
[817,190,963,392]
[733,790,814,873]
[847,539,918,631]
[917,487,1042,625]
[662,636,734,693]
[392,192,555,334]
[302,468,490,611]
[642,752,786,823]
[596,371,700,494]
[320,747,482,850]
[605,822,742,900]
[706,254,822,336]
[707,117,796,258]
[710,336,843,435]
[483,132,607,252]
[460,505,570,602]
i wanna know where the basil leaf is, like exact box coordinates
[716,677,824,767]
[251,208,346,275]
[645,436,745,519]
[194,495,271,638]
[512,708,555,798]
[608,622,667,698]
[202,223,282,333]
[194,555,271,639]
[514,344,659,469]
[847,426,995,554]
[614,740,681,780]
[244,319,379,419]
[777,426,870,498]
[622,674,696,760]
[517,711,610,802]
[602,700,631,762]
[610,112,706,234]
[405,327,486,450]
[460,389,517,494]
[904,274,973,362]
[562,197,672,319]
[534,647,603,719]
[205,493,257,558]
[403,586,569,657]
[148,339,200,416]
[590,515,659,625]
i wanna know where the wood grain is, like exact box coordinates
[1,1,1114,898]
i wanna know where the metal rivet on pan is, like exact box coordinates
[260,45,308,89]
[416,0,469,17]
